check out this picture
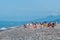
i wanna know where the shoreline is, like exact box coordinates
[0,23,60,32]
[0,23,60,30]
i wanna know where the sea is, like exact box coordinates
[0,21,30,30]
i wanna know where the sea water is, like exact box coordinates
[0,21,29,30]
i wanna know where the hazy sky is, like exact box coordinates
[0,0,60,21]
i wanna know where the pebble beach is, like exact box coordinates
[0,24,60,40]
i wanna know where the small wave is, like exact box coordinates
[0,27,7,30]
[0,26,17,31]
[10,27,16,29]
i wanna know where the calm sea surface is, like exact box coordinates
[0,21,29,29]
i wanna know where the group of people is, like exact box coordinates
[23,22,56,29]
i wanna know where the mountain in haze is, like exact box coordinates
[33,15,60,23]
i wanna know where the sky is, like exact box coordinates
[0,0,60,21]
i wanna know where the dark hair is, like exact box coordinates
[24,24,27,28]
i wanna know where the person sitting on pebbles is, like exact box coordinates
[24,24,27,28]
[47,22,56,28]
